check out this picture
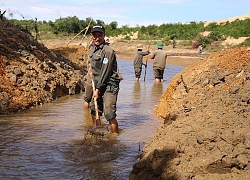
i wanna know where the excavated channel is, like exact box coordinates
[0,59,184,179]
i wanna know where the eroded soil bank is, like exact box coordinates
[130,47,250,180]
[0,21,88,114]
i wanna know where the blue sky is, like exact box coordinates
[1,0,249,27]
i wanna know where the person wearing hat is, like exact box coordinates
[83,36,111,109]
[133,44,150,81]
[150,42,168,83]
[88,25,121,134]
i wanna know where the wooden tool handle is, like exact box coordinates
[92,80,101,126]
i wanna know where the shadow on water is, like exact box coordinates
[0,59,184,180]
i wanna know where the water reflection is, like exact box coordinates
[133,82,141,108]
[151,82,163,102]
[133,82,141,98]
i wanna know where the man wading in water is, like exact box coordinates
[133,44,150,81]
[88,25,121,134]
[150,42,168,83]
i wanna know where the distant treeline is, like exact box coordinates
[8,16,250,48]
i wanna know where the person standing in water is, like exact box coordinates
[150,42,167,83]
[133,44,150,81]
[88,25,121,134]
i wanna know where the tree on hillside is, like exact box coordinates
[109,21,118,30]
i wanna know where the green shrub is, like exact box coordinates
[162,35,171,46]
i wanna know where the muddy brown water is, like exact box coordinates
[0,59,184,180]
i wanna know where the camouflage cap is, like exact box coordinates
[91,25,105,33]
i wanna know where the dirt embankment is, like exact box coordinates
[130,47,250,180]
[0,20,89,114]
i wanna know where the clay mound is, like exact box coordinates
[156,47,250,117]
[0,21,88,114]
[130,47,250,180]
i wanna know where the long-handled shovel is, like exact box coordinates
[84,80,107,138]
[91,79,101,127]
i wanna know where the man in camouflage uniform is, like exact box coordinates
[83,36,111,109]
[150,42,167,83]
[89,25,121,134]
[133,44,150,81]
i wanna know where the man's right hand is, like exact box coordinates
[93,89,99,99]
[88,71,93,77]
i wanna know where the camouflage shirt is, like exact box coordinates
[89,42,120,90]
[150,49,167,69]
[133,50,150,68]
